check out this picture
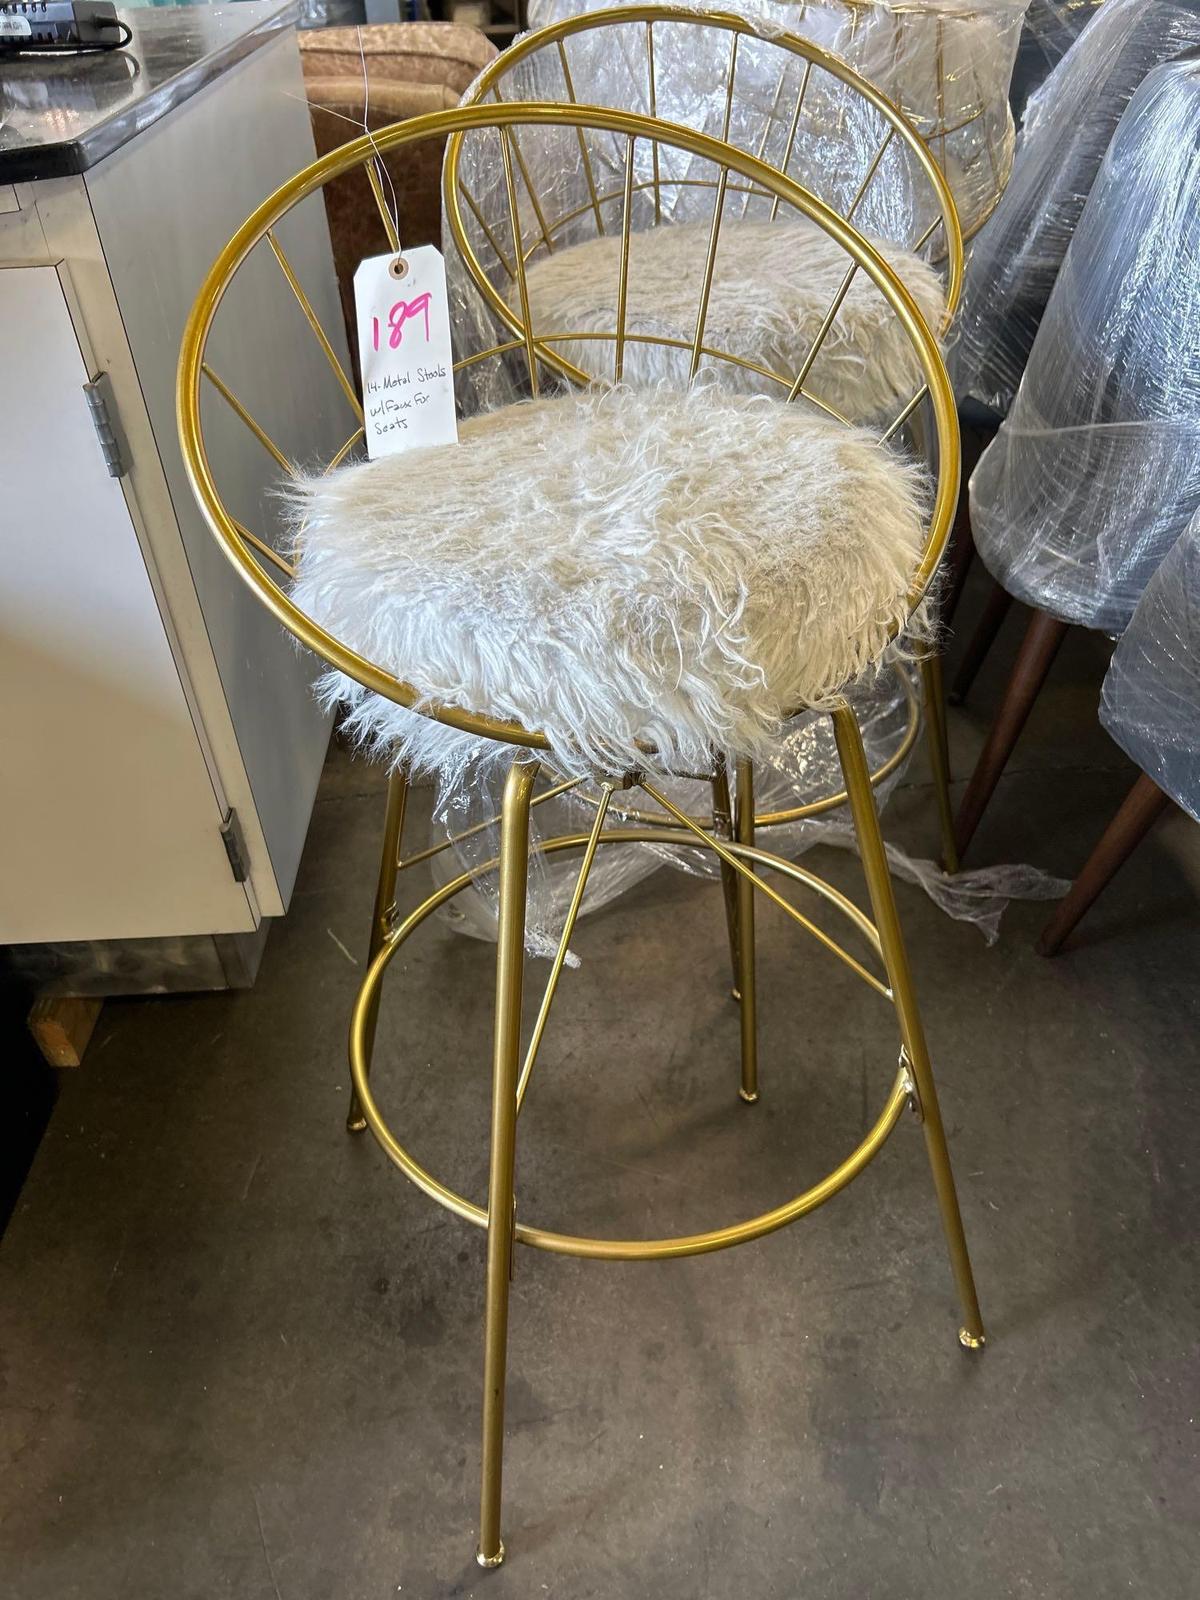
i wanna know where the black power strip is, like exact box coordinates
[0,1,132,52]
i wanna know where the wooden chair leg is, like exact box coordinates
[949,580,1017,706]
[1037,773,1172,957]
[954,609,1070,862]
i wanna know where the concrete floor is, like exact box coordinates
[2,574,1198,1599]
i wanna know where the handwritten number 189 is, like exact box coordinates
[372,292,433,352]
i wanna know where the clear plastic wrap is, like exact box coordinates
[525,0,1029,237]
[445,8,968,416]
[428,663,1070,953]
[967,56,1200,634]
[951,0,1200,416]
[1011,0,1106,122]
[429,666,916,954]
[1099,507,1200,823]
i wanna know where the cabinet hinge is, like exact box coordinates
[82,372,129,478]
[220,808,249,884]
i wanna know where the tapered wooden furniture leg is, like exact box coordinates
[1037,773,1172,956]
[949,580,1016,706]
[954,609,1070,861]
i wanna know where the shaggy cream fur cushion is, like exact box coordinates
[515,217,945,421]
[290,383,928,780]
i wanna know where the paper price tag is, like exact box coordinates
[354,245,459,459]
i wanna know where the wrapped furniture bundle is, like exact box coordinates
[1100,508,1200,824]
[952,0,1200,416]
[968,56,1200,634]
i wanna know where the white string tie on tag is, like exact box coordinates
[356,25,407,282]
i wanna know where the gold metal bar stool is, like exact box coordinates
[177,102,985,1569]
[451,5,968,880]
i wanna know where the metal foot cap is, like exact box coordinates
[958,1327,986,1351]
[346,1115,368,1134]
[738,1087,759,1104]
[476,1542,505,1570]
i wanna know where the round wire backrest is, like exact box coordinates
[178,103,959,754]
[522,0,1022,239]
[454,3,964,328]
[762,0,1022,237]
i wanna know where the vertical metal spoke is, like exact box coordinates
[324,426,366,473]
[490,85,556,256]
[646,21,661,226]
[881,384,929,444]
[515,782,615,1113]
[721,32,739,141]
[459,180,517,282]
[266,228,363,422]
[615,136,636,382]
[742,57,792,220]
[785,260,859,405]
[230,517,296,580]
[556,39,605,235]
[690,153,730,380]
[202,363,294,476]
[913,214,942,254]
[770,59,812,221]
[499,129,540,395]
[970,57,1002,199]
[365,159,401,254]
[847,125,896,221]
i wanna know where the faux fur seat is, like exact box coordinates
[291,383,928,779]
[515,217,946,420]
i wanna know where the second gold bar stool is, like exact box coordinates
[178,103,985,1569]
[451,5,967,874]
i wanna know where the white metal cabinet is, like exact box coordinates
[0,18,349,989]
[0,264,255,944]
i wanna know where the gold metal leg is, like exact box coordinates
[347,767,409,1133]
[477,756,538,1570]
[918,651,959,875]
[735,759,759,1104]
[710,757,742,1000]
[831,705,985,1349]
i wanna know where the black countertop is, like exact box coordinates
[0,2,298,183]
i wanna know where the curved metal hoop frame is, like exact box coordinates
[177,101,960,759]
[453,4,965,327]
[835,0,1018,241]
[351,826,910,1261]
